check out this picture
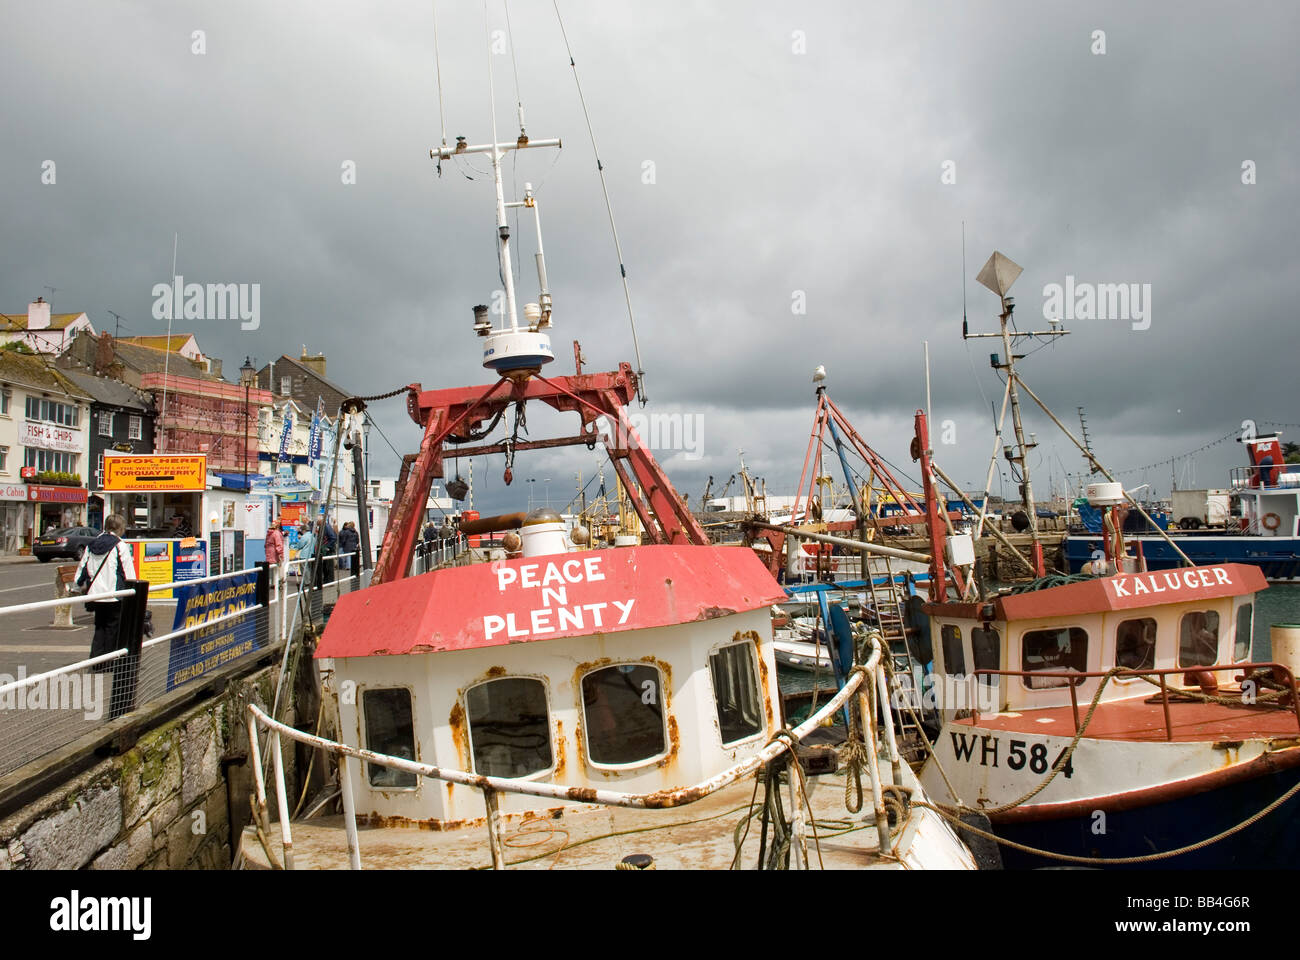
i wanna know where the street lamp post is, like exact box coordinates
[240,357,256,492]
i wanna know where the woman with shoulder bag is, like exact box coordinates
[72,514,138,666]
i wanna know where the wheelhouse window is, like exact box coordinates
[1178,611,1220,668]
[971,626,1001,675]
[709,640,764,745]
[940,624,965,677]
[362,688,417,788]
[1234,604,1253,661]
[581,663,666,766]
[1021,627,1088,688]
[465,677,553,778]
[1115,617,1157,671]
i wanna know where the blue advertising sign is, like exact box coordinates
[277,412,293,463]
[308,399,324,462]
[167,571,262,690]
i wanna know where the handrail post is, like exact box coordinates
[247,712,268,823]
[786,755,807,870]
[338,754,362,869]
[1069,682,1080,732]
[483,786,506,870]
[108,579,149,720]
[876,663,901,786]
[280,562,289,643]
[271,732,294,869]
[1159,674,1173,741]
[857,685,890,855]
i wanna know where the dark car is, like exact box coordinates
[33,526,101,563]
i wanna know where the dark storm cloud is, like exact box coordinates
[2,0,1295,513]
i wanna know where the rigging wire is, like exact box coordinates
[552,0,648,404]
[432,0,448,175]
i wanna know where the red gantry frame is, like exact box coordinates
[372,346,708,584]
[750,387,965,595]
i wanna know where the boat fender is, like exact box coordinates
[954,811,1003,870]
[1262,512,1282,531]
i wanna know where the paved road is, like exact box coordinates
[0,560,105,678]
[0,560,356,680]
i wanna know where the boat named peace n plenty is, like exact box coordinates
[238,13,975,870]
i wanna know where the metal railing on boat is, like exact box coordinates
[245,636,898,870]
[971,661,1300,740]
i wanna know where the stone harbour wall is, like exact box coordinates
[0,667,280,871]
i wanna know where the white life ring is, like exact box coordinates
[1262,512,1282,531]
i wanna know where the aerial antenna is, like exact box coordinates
[1078,406,1096,476]
[960,221,968,339]
[107,310,130,338]
[43,285,58,309]
[553,0,648,404]
[432,0,448,175]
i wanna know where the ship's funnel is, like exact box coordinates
[1244,433,1284,486]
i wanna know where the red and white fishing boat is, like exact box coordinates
[909,410,1300,867]
[237,13,976,870]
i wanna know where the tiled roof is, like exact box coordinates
[58,368,154,411]
[0,350,92,398]
[117,334,197,353]
[0,311,88,331]
[257,355,353,414]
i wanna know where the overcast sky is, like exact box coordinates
[3,1,1296,515]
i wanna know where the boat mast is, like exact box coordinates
[966,251,1068,578]
[430,6,560,374]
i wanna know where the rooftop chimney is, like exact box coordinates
[299,345,327,377]
[94,332,115,375]
[27,298,51,331]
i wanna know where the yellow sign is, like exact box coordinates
[103,455,207,492]
[132,539,176,597]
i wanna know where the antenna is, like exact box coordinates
[553,0,647,403]
[107,311,129,338]
[432,3,560,380]
[960,221,968,339]
[966,250,1069,577]
[1078,406,1097,476]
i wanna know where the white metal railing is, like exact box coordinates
[0,588,136,618]
[147,565,261,595]
[247,637,891,870]
[0,563,289,778]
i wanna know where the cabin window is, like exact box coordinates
[1178,611,1221,668]
[940,625,965,677]
[362,688,418,788]
[1021,627,1088,688]
[709,640,764,745]
[465,677,553,778]
[581,664,667,766]
[971,626,1001,674]
[1115,618,1157,671]
[1234,604,1253,661]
